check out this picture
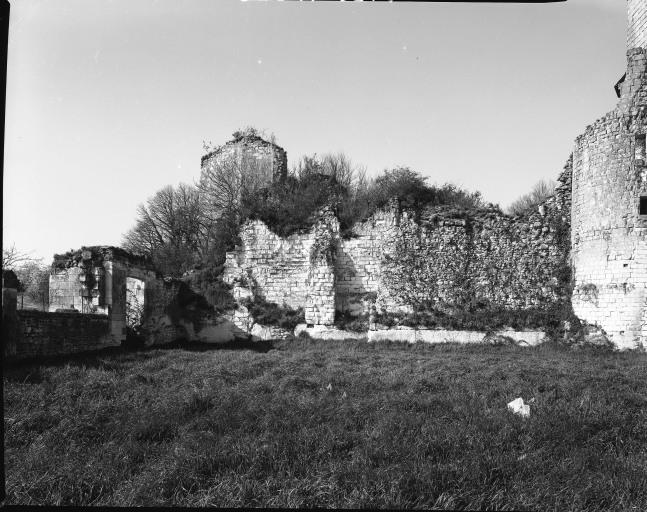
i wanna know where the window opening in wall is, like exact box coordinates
[635,134,646,162]
[640,196,647,216]
[126,277,146,341]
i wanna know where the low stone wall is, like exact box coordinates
[293,324,546,346]
[294,324,367,341]
[367,328,546,346]
[7,310,114,360]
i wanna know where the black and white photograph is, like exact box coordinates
[2,0,646,508]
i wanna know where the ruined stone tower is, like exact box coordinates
[200,132,288,189]
[571,0,647,349]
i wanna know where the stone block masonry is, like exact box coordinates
[223,208,339,325]
[628,0,647,50]
[8,310,113,360]
[201,134,288,187]
[571,48,647,349]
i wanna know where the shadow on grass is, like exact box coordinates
[3,337,276,381]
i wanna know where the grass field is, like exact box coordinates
[3,338,647,509]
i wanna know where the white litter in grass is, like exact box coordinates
[326,383,332,391]
[507,397,530,418]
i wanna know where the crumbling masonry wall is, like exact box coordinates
[9,311,112,360]
[223,210,338,325]
[338,160,571,317]
[49,247,160,345]
[200,134,288,187]
[0,246,224,360]
[224,161,572,327]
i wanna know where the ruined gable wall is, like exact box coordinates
[201,136,288,186]
[223,210,338,325]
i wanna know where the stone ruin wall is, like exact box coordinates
[7,311,112,360]
[335,210,395,315]
[223,160,572,327]
[4,247,233,361]
[200,135,288,186]
[571,48,647,350]
[223,210,338,325]
[48,247,160,344]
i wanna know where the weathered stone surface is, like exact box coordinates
[571,47,647,350]
[294,324,367,341]
[200,134,287,188]
[367,328,546,346]
[223,208,339,326]
[10,310,114,359]
[250,323,292,341]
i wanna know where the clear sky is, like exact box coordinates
[3,0,628,262]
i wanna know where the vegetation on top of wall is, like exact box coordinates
[121,133,495,280]
[181,266,236,314]
[53,246,153,271]
[242,162,490,239]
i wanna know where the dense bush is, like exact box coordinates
[182,266,236,314]
[334,310,369,332]
[242,162,488,238]
[241,174,344,237]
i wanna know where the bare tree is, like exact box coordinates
[2,244,34,271]
[321,152,358,189]
[198,152,270,221]
[196,151,276,265]
[14,260,50,310]
[507,179,557,216]
[122,183,208,276]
